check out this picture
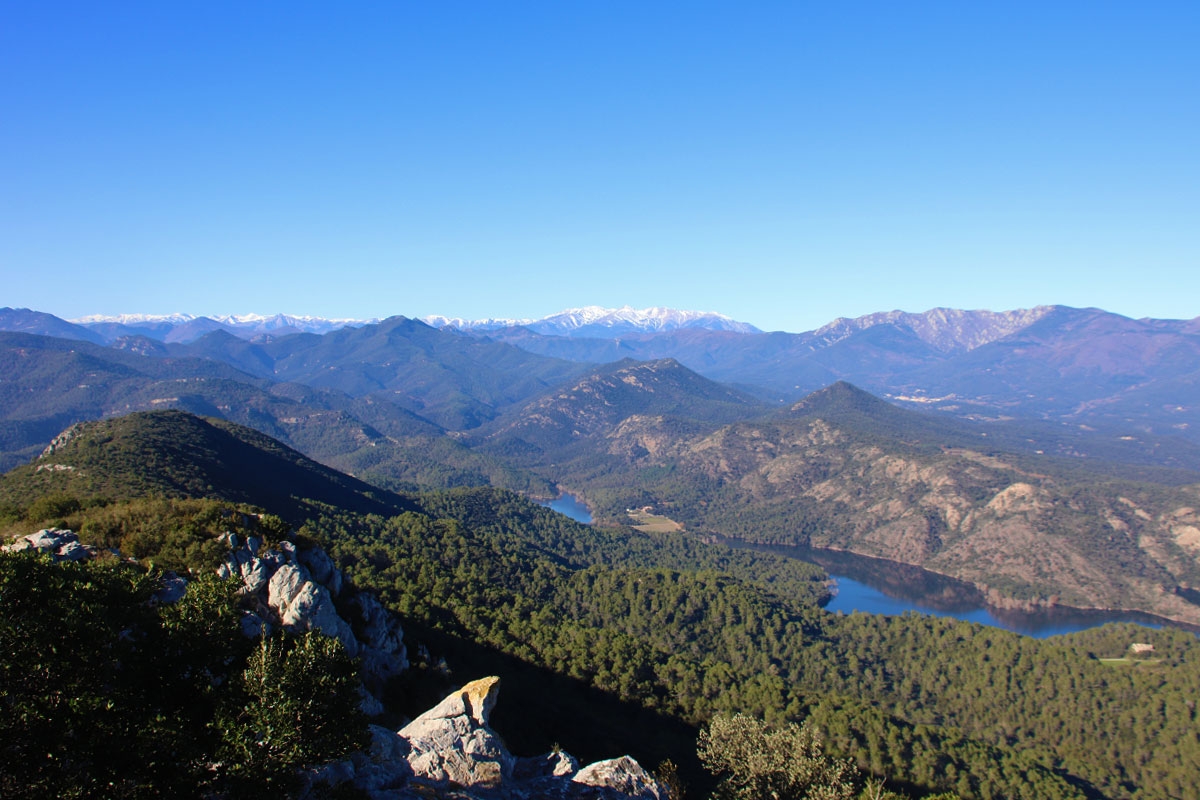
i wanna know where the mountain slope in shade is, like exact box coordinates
[246,316,591,430]
[0,410,418,523]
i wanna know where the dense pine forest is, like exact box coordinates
[3,411,1197,799]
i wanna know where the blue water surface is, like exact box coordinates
[543,492,593,524]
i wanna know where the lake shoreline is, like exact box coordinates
[715,536,1200,636]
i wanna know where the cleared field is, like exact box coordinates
[627,509,684,533]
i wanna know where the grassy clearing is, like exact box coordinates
[627,509,684,533]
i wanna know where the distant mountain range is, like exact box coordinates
[5,303,1200,445]
[6,305,761,344]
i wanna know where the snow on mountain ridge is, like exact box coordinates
[424,306,761,337]
[422,315,534,330]
[72,313,199,326]
[73,312,375,333]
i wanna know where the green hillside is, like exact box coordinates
[0,410,417,524]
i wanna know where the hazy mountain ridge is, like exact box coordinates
[812,306,1057,354]
[466,305,1200,444]
[35,305,761,344]
[0,331,552,493]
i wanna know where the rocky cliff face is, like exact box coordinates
[306,676,668,800]
[216,532,408,715]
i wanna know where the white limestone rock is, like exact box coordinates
[571,756,667,800]
[399,676,514,789]
[267,562,359,657]
[305,676,668,800]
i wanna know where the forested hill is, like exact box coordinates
[3,409,1200,798]
[0,410,418,524]
[477,357,767,457]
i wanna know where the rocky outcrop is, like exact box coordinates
[2,528,93,562]
[401,677,514,788]
[215,532,408,715]
[572,757,666,798]
[3,523,409,714]
[308,677,668,800]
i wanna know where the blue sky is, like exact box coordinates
[2,2,1197,333]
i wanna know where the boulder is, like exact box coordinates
[299,545,340,593]
[399,676,514,788]
[55,540,90,562]
[305,677,668,800]
[2,529,95,563]
[151,573,189,605]
[572,756,667,799]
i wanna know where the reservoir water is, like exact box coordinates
[538,494,1193,637]
[724,541,1192,638]
[543,492,593,524]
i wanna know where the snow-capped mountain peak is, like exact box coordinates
[72,312,199,326]
[423,306,760,338]
[69,313,375,342]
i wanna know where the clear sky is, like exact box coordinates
[2,2,1197,333]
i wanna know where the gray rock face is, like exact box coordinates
[513,749,581,781]
[217,534,408,713]
[2,528,95,562]
[305,724,414,797]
